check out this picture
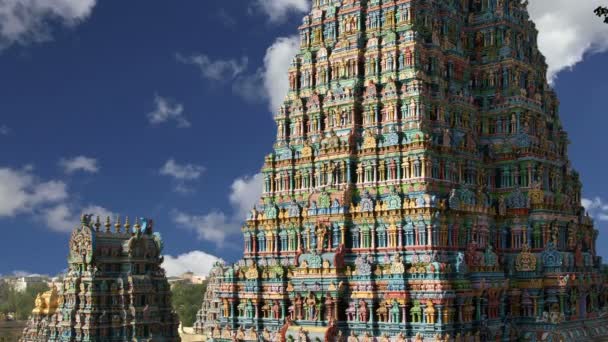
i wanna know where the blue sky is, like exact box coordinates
[0,0,607,276]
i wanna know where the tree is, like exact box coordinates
[0,283,49,321]
[170,281,208,327]
[595,6,608,23]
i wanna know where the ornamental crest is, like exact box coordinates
[389,254,405,275]
[383,132,399,146]
[355,254,372,276]
[541,242,563,268]
[245,266,259,280]
[484,245,498,267]
[288,200,301,217]
[69,226,94,263]
[265,205,278,219]
[303,251,323,269]
[515,244,537,272]
[318,192,331,209]
[506,187,528,209]
[385,188,402,210]
[301,143,313,158]
[362,131,377,149]
[360,191,375,212]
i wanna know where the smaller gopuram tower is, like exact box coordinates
[20,215,180,342]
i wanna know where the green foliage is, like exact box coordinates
[170,281,208,327]
[0,282,49,321]
[595,6,608,23]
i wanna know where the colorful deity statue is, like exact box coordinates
[194,0,608,341]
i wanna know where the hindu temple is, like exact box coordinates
[194,0,608,341]
[20,215,180,342]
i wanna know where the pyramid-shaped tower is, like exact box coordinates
[197,0,608,341]
[20,215,180,342]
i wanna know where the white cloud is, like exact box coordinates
[0,166,115,233]
[0,125,9,135]
[255,0,310,23]
[582,197,608,222]
[0,0,96,50]
[42,203,115,232]
[229,173,263,219]
[147,95,191,128]
[173,173,262,246]
[528,0,608,82]
[160,159,205,181]
[0,167,67,217]
[173,210,238,245]
[162,250,222,277]
[226,36,301,113]
[262,36,300,112]
[160,159,205,194]
[59,156,99,174]
[176,53,248,81]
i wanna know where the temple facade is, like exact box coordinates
[20,215,180,342]
[194,0,608,341]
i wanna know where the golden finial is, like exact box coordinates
[114,216,122,233]
[105,216,111,233]
[124,216,131,232]
[134,217,141,233]
[94,216,101,232]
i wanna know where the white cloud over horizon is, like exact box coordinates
[528,0,608,83]
[0,0,96,51]
[173,173,263,246]
[59,156,99,174]
[147,95,191,128]
[162,250,222,277]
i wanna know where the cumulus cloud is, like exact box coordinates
[0,166,115,232]
[59,156,99,174]
[0,0,96,50]
[0,167,68,217]
[176,53,248,81]
[179,35,300,113]
[173,173,262,246]
[224,36,301,113]
[229,173,264,219]
[582,197,608,222]
[159,159,205,194]
[528,0,608,82]
[160,159,205,181]
[162,250,222,277]
[255,0,310,23]
[42,203,115,233]
[261,36,300,112]
[0,125,9,135]
[147,95,191,128]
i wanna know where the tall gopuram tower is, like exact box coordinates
[20,215,180,342]
[196,0,608,341]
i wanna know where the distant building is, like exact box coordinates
[6,275,49,293]
[168,271,207,288]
